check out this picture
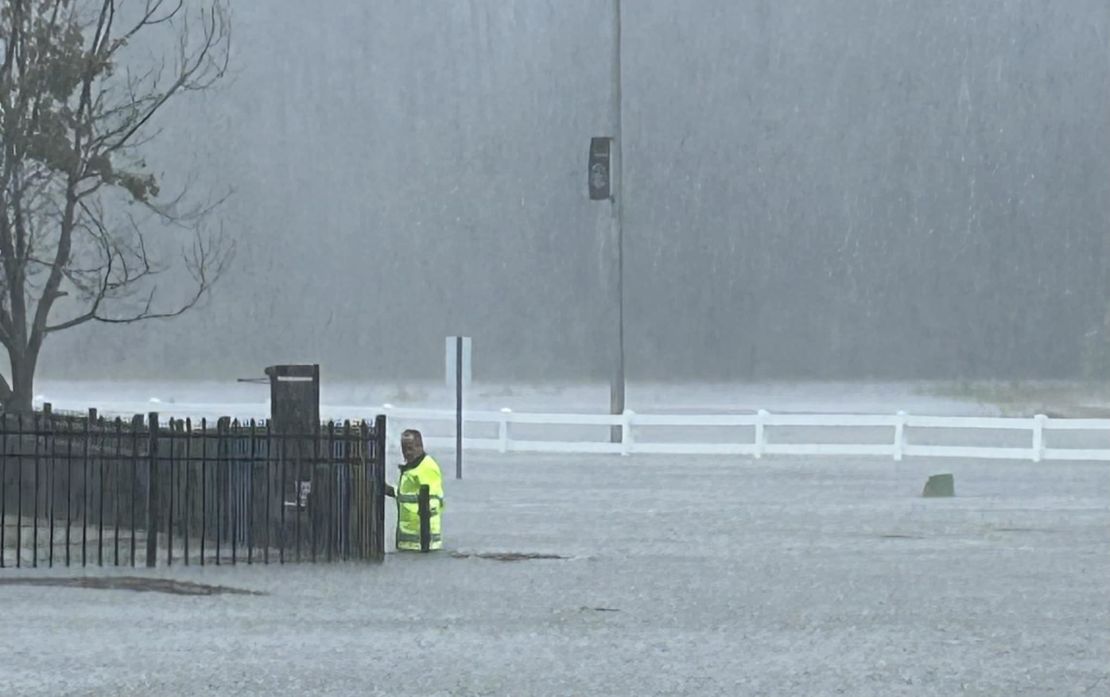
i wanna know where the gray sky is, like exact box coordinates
[41,0,1110,383]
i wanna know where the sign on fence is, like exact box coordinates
[445,337,472,388]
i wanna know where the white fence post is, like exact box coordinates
[1032,414,1047,462]
[755,409,769,459]
[498,407,512,454]
[621,410,634,456]
[893,410,907,461]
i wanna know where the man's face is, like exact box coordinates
[401,436,423,462]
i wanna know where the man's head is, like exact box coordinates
[401,429,425,463]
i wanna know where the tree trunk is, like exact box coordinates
[5,347,37,413]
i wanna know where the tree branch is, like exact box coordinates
[45,222,231,333]
[97,3,229,159]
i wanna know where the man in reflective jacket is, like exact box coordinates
[384,429,444,551]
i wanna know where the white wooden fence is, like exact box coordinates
[53,398,1110,462]
[381,406,1110,462]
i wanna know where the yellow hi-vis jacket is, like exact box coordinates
[395,455,444,551]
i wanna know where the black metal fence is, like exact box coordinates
[0,409,386,568]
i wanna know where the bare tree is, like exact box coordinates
[0,0,232,411]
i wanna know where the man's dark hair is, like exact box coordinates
[401,429,424,447]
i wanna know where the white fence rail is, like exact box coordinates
[381,406,1110,462]
[58,398,1110,462]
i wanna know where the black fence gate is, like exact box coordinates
[0,409,386,568]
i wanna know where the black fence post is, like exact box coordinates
[215,417,225,566]
[146,412,159,568]
[200,417,208,566]
[1,415,8,568]
[166,419,175,567]
[456,336,463,480]
[130,415,142,567]
[418,484,430,553]
[264,419,272,566]
[277,423,285,565]
[325,421,335,563]
[45,407,55,568]
[341,420,352,562]
[96,416,105,567]
[15,414,22,568]
[113,418,122,567]
[32,410,40,568]
[81,415,90,567]
[309,422,318,564]
[184,418,192,566]
[229,419,238,566]
[248,419,256,565]
[374,414,386,562]
[0,413,6,568]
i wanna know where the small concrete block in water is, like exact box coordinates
[922,473,955,497]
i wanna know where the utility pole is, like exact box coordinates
[609,0,625,443]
